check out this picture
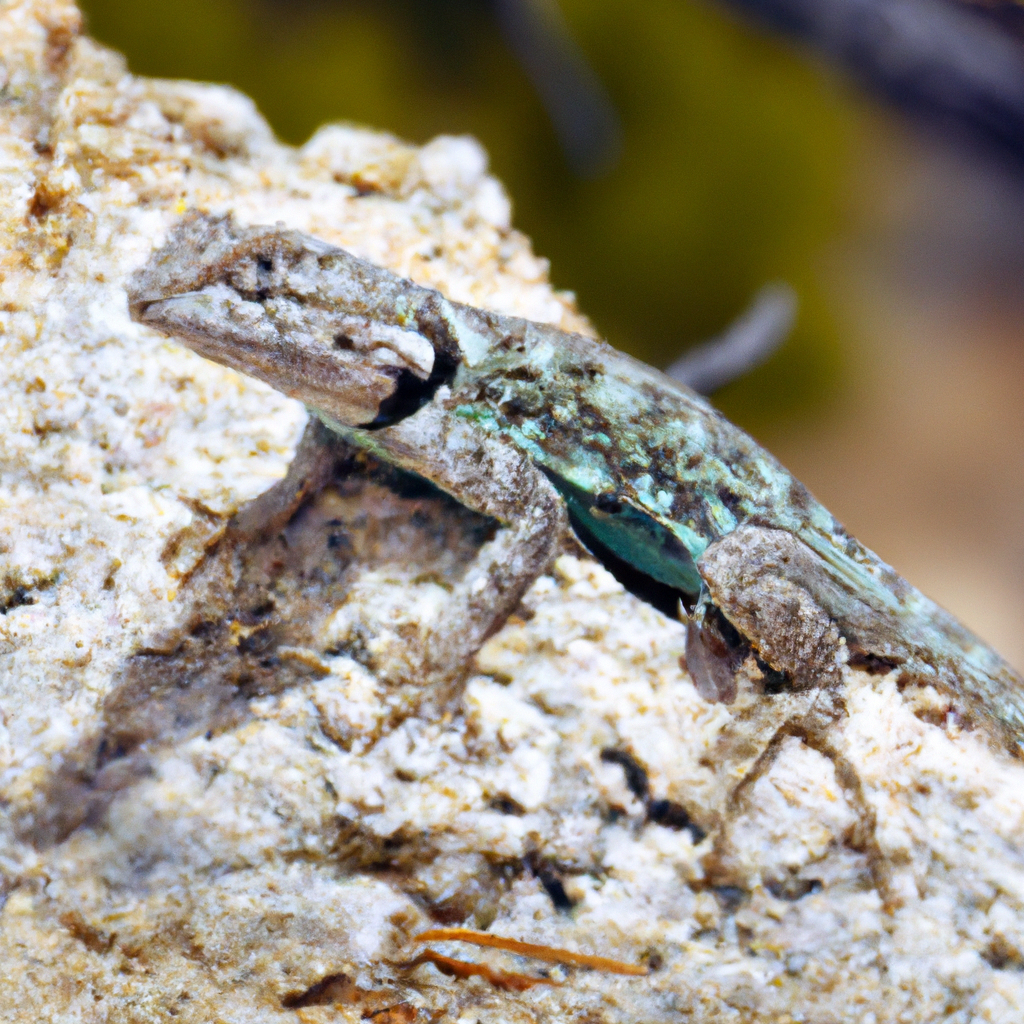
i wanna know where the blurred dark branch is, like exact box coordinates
[491,0,621,175]
[719,0,1024,166]
[666,284,797,395]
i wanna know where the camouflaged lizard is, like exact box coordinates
[127,212,1024,756]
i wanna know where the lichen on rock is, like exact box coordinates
[2,2,1024,1022]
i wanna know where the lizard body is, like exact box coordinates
[128,212,1024,755]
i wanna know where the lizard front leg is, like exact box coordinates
[334,399,569,692]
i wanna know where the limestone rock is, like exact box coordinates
[2,3,1023,1021]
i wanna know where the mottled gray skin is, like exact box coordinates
[128,212,1024,755]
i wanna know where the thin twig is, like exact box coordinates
[414,927,649,976]
[395,950,559,992]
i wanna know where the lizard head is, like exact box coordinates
[127,211,457,427]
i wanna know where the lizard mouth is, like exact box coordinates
[361,347,461,429]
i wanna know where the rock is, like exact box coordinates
[1,2,1023,1021]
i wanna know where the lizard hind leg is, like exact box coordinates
[695,527,849,735]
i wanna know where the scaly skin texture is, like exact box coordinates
[128,212,1024,754]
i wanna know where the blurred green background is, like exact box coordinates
[79,0,861,433]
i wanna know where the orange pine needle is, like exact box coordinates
[413,928,649,977]
[396,950,557,992]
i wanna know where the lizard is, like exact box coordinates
[127,211,1024,757]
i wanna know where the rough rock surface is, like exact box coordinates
[2,2,1024,1021]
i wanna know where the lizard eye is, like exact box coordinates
[256,257,273,273]
[333,334,355,351]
